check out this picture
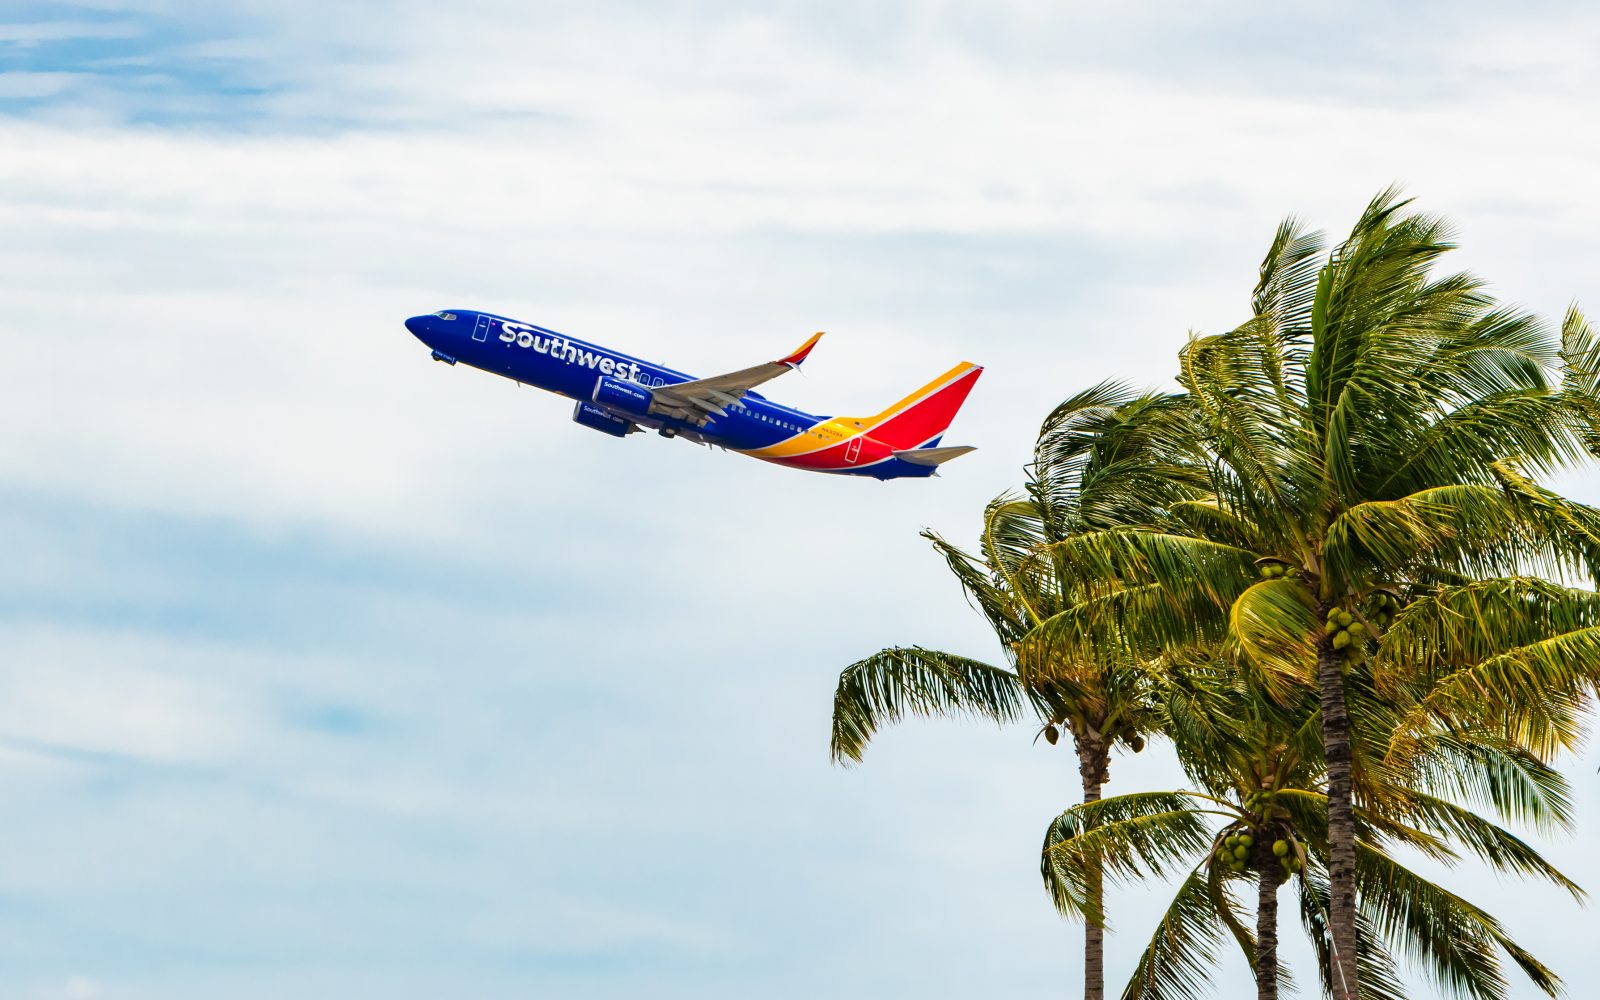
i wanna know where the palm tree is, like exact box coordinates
[1029,190,1600,997]
[830,384,1200,1000]
[1040,660,1580,1000]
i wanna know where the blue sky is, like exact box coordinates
[3,3,1600,998]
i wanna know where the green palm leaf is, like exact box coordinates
[1355,845,1561,999]
[1041,792,1219,922]
[1392,791,1582,897]
[1400,731,1574,832]
[829,648,1025,764]
[1119,866,1230,1000]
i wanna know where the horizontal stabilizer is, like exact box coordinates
[894,445,977,467]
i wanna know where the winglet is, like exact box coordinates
[778,332,825,370]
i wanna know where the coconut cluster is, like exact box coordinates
[1369,590,1400,628]
[1217,830,1255,870]
[1216,825,1304,881]
[1273,837,1303,881]
[1324,607,1365,653]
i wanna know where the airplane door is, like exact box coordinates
[472,315,492,342]
[844,437,862,464]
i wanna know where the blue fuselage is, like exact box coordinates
[403,310,937,479]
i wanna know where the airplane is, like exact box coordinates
[403,310,982,479]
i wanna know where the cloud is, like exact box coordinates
[0,625,271,765]
[3,3,1600,998]
[0,71,83,97]
[62,976,99,1000]
[0,20,139,45]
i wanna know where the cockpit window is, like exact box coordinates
[433,311,457,320]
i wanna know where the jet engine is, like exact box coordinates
[572,402,636,438]
[592,376,653,416]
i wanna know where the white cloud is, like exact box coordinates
[0,71,83,98]
[61,976,99,1000]
[0,21,139,45]
[2,39,1595,549]
[3,3,1600,998]
[0,626,270,764]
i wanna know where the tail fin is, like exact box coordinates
[894,445,977,467]
[840,362,983,450]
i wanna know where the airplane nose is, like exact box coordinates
[405,315,429,337]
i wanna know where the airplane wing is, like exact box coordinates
[648,332,824,424]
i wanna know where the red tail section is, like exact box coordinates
[842,362,983,450]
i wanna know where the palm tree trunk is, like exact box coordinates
[1316,641,1361,1000]
[1256,863,1279,1000]
[1077,741,1109,1000]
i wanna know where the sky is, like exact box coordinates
[2,2,1600,998]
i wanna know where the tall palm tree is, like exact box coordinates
[830,384,1200,1000]
[1029,190,1600,997]
[1040,660,1580,1000]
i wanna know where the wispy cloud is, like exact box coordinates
[0,20,139,45]
[3,3,1599,998]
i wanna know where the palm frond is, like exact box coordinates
[1252,215,1326,343]
[830,648,1024,765]
[1557,304,1600,454]
[1226,577,1321,696]
[1393,791,1583,898]
[1390,626,1600,761]
[1120,866,1229,1000]
[1041,792,1218,922]
[922,527,1036,644]
[1356,844,1562,999]
[1399,731,1575,833]
[1372,389,1579,498]
[1045,529,1258,609]
[1376,577,1600,688]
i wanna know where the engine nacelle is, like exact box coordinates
[573,402,636,438]
[592,375,653,416]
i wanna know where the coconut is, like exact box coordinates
[1043,725,1059,745]
[1239,834,1254,848]
[1336,610,1354,627]
[1273,840,1289,857]
[1233,846,1249,861]
[1332,631,1351,650]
